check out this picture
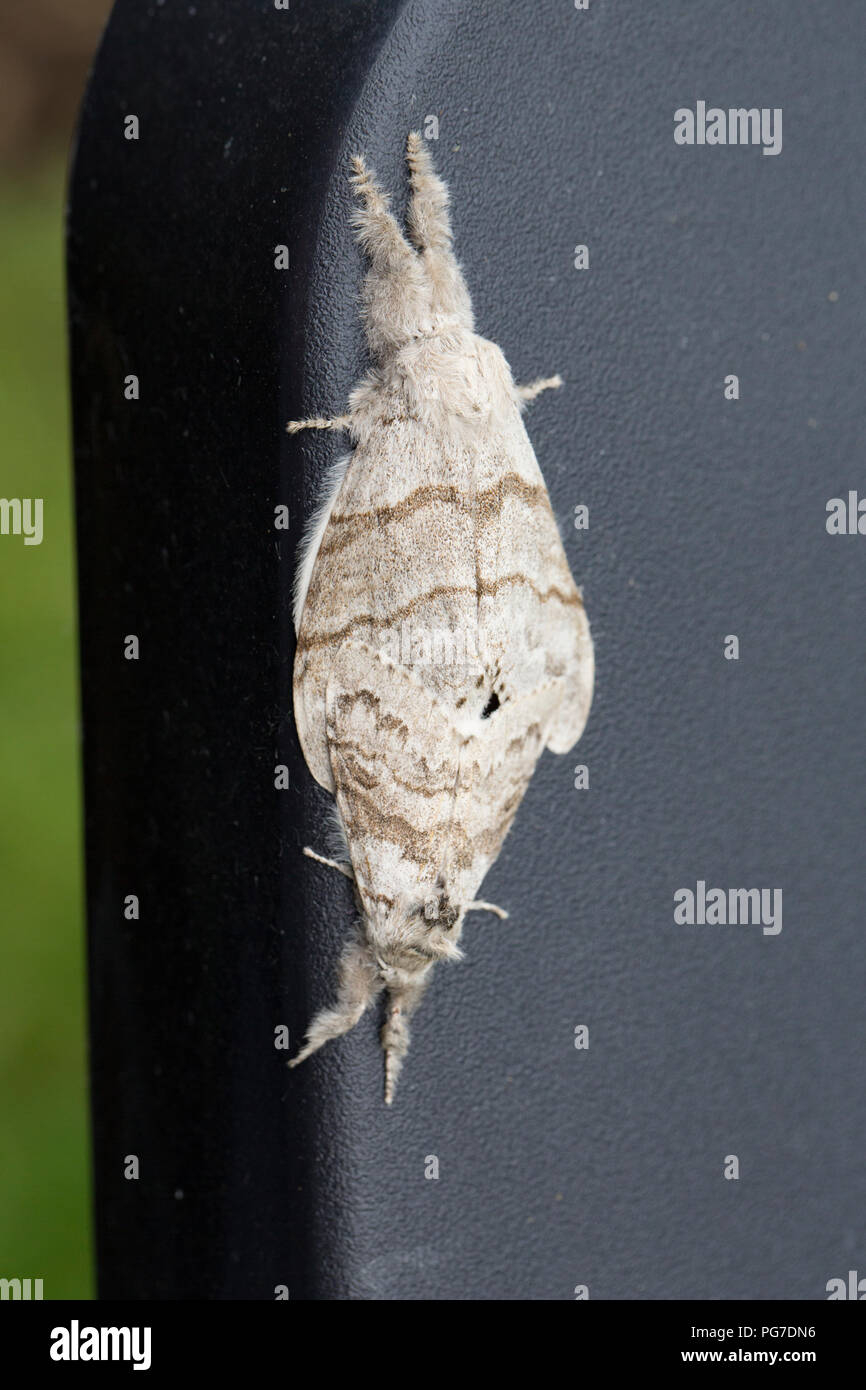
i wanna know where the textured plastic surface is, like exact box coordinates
[69,0,866,1299]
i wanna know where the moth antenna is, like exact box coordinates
[465,899,510,919]
[303,846,354,880]
[286,414,352,434]
[516,375,563,404]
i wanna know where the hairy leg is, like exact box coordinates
[405,131,473,328]
[350,154,430,356]
[381,973,432,1104]
[288,939,381,1068]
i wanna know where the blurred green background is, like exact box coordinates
[0,0,113,1300]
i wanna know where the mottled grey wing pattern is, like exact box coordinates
[326,641,565,917]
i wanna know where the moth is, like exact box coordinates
[288,133,594,1102]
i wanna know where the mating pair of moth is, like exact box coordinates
[288,133,594,1103]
